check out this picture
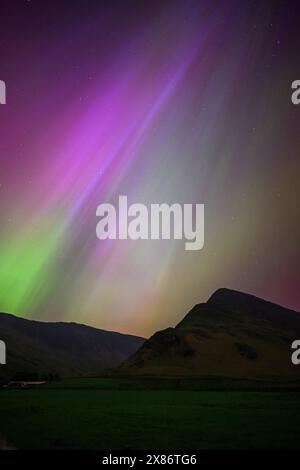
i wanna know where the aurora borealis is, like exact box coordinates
[0,0,299,337]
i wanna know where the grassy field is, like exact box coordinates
[39,376,300,390]
[1,384,300,449]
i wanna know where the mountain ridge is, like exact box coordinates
[113,288,300,382]
[0,311,144,381]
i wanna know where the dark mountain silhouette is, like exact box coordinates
[0,312,144,381]
[114,289,300,382]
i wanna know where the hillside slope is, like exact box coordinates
[0,312,144,381]
[114,289,300,381]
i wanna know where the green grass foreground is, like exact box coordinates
[1,381,300,450]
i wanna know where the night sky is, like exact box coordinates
[0,0,299,337]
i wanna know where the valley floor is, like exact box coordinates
[0,379,300,450]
